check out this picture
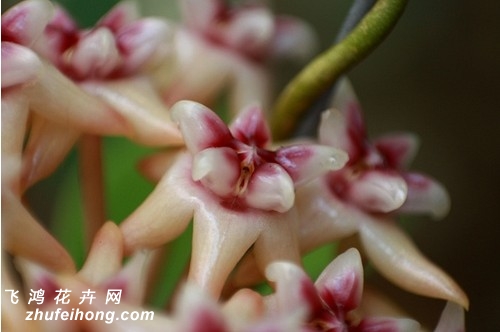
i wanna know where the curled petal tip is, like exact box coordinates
[402,173,451,220]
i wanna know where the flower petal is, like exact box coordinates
[189,204,264,298]
[3,191,75,273]
[320,79,366,160]
[315,248,363,312]
[1,42,42,89]
[80,77,183,146]
[1,0,54,46]
[230,104,270,147]
[434,301,465,332]
[348,170,408,213]
[295,180,360,252]
[78,222,123,285]
[359,219,469,309]
[400,172,451,220]
[265,261,316,315]
[66,27,121,79]
[21,116,80,190]
[97,1,140,31]
[192,147,240,197]
[138,149,181,183]
[245,163,295,213]
[120,153,195,253]
[356,317,420,332]
[276,144,348,187]
[171,100,233,153]
[270,16,318,61]
[373,132,419,169]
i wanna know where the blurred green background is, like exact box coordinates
[3,0,499,330]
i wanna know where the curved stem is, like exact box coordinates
[270,0,408,140]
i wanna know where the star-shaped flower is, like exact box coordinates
[266,248,422,332]
[120,100,348,297]
[152,0,317,112]
[295,79,468,308]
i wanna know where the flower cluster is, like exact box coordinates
[2,0,467,331]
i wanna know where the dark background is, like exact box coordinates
[274,1,499,330]
[3,0,499,330]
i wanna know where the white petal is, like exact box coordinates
[434,301,465,332]
[1,43,42,88]
[359,219,469,309]
[270,16,318,61]
[315,248,363,311]
[80,77,183,146]
[68,27,121,79]
[276,144,348,186]
[245,163,295,213]
[192,147,240,197]
[1,0,54,46]
[171,100,233,153]
[295,180,360,252]
[373,132,420,169]
[349,170,408,213]
[189,205,264,298]
[401,172,451,219]
[98,1,140,29]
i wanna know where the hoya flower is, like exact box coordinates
[152,0,317,111]
[1,0,182,268]
[266,248,421,332]
[296,79,468,308]
[14,222,154,332]
[120,100,348,297]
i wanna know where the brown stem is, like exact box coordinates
[79,134,106,251]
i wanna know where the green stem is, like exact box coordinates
[270,0,408,140]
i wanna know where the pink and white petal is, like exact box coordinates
[270,16,318,61]
[103,249,156,305]
[78,222,123,286]
[230,104,270,147]
[400,172,451,220]
[434,301,465,332]
[318,109,352,156]
[1,0,54,46]
[222,288,264,329]
[276,144,348,186]
[223,7,274,58]
[192,147,240,197]
[171,100,233,153]
[26,62,129,135]
[348,170,408,213]
[3,191,75,273]
[174,283,228,332]
[245,163,295,213]
[98,1,140,31]
[189,205,264,298]
[359,219,469,309]
[373,132,419,169]
[21,116,80,190]
[324,78,366,159]
[120,153,195,253]
[1,42,42,89]
[295,180,360,252]
[355,317,420,332]
[265,261,315,315]
[80,77,183,146]
[117,18,174,74]
[67,27,121,79]
[315,248,364,312]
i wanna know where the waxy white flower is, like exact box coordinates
[152,0,317,111]
[121,100,348,297]
[296,79,468,308]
